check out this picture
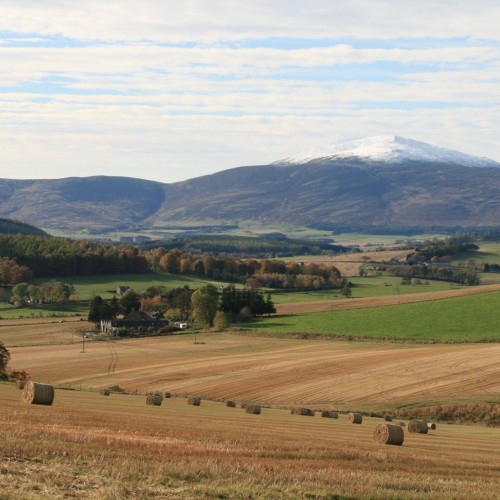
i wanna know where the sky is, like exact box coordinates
[0,0,499,183]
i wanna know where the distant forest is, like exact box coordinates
[0,218,47,236]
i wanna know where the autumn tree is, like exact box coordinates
[0,342,10,380]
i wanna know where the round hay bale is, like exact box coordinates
[188,396,201,406]
[246,404,261,415]
[99,388,110,396]
[292,407,314,416]
[226,400,236,407]
[428,422,437,430]
[408,419,428,434]
[384,415,393,422]
[15,380,27,390]
[146,394,162,406]
[21,382,54,406]
[164,391,171,398]
[373,423,404,446]
[321,410,337,418]
[399,422,406,427]
[347,412,362,424]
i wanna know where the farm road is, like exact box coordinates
[275,283,500,315]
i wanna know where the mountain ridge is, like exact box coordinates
[1,137,500,233]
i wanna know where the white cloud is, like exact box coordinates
[0,1,499,182]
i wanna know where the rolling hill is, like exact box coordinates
[2,136,500,232]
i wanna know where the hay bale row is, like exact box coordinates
[246,404,261,415]
[188,396,201,406]
[347,412,362,424]
[291,407,315,416]
[373,423,404,446]
[99,388,110,396]
[15,380,27,390]
[321,410,338,419]
[226,400,236,407]
[21,381,54,406]
[146,393,162,406]
[408,419,428,434]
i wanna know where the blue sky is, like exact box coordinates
[0,0,499,183]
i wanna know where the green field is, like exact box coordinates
[243,291,500,342]
[36,272,227,301]
[272,275,464,304]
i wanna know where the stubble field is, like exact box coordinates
[1,384,499,499]
[1,295,500,498]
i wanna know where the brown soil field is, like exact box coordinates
[1,384,499,499]
[275,283,500,315]
[290,250,410,276]
[7,333,500,409]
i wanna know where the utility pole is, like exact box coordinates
[81,333,86,353]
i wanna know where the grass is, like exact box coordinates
[272,275,462,304]
[38,272,221,301]
[244,291,500,342]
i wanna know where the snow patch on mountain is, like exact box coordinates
[276,135,500,168]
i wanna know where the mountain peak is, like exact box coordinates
[276,135,500,168]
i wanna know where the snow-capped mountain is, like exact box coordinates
[276,135,500,169]
[2,135,500,231]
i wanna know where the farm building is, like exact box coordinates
[100,310,168,334]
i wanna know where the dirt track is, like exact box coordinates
[275,283,500,315]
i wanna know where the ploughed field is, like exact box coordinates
[1,384,499,499]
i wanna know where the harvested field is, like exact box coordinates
[275,283,500,315]
[6,332,500,409]
[294,250,410,276]
[0,385,498,499]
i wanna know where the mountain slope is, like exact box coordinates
[0,176,166,231]
[1,136,500,232]
[152,157,500,229]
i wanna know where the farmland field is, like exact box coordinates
[5,329,499,408]
[2,246,500,498]
[1,382,499,499]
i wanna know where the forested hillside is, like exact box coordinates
[0,218,47,236]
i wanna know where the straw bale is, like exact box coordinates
[99,388,110,396]
[246,404,261,415]
[164,391,172,398]
[226,400,236,407]
[373,423,404,446]
[408,419,428,434]
[188,396,201,406]
[384,415,393,422]
[428,422,437,430]
[146,393,162,406]
[399,422,406,427]
[347,412,362,424]
[291,407,315,416]
[21,381,54,406]
[321,410,338,419]
[15,380,26,390]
